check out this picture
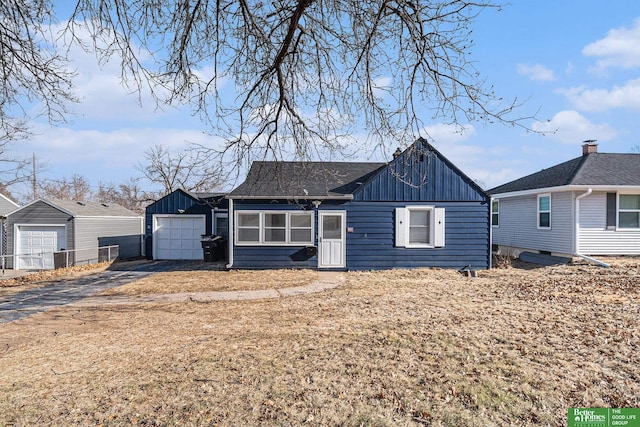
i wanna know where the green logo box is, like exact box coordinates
[568,408,640,427]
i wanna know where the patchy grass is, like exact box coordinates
[98,269,320,295]
[0,258,639,426]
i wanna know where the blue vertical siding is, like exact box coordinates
[354,143,487,202]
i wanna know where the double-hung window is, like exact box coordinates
[618,194,640,228]
[537,194,551,229]
[491,200,499,227]
[235,211,314,245]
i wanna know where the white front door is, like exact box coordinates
[16,225,67,270]
[318,211,346,269]
[153,215,206,260]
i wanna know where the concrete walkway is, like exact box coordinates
[72,272,345,307]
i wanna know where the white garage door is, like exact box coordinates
[16,225,67,270]
[153,215,205,260]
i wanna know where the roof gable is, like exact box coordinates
[489,153,640,195]
[354,138,488,202]
[228,162,386,199]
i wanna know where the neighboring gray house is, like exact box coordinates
[6,199,143,270]
[0,193,20,256]
[488,143,640,259]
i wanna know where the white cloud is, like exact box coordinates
[421,123,476,144]
[583,17,640,70]
[26,125,221,179]
[561,78,640,111]
[531,110,618,144]
[517,64,556,82]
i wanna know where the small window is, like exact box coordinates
[409,209,430,245]
[290,213,313,243]
[237,212,260,243]
[618,194,640,228]
[395,206,445,248]
[491,200,499,227]
[264,213,286,242]
[538,194,551,229]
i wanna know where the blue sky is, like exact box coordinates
[10,1,640,199]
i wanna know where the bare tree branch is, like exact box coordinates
[64,0,529,167]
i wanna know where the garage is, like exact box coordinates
[153,215,206,260]
[7,199,143,271]
[144,189,228,261]
[15,225,67,270]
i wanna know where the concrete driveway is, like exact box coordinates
[0,260,224,324]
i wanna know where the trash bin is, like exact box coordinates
[201,235,223,262]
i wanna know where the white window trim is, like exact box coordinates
[234,210,314,246]
[491,199,499,228]
[617,193,640,230]
[395,206,445,248]
[537,194,551,229]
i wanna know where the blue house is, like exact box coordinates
[226,138,491,271]
[145,189,228,260]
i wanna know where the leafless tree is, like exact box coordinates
[65,0,526,166]
[137,144,225,195]
[37,174,93,201]
[1,0,76,141]
[96,178,158,214]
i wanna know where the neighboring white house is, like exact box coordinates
[488,143,640,259]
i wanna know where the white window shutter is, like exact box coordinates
[395,207,407,247]
[434,207,445,247]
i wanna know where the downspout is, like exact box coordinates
[226,198,234,269]
[574,188,610,268]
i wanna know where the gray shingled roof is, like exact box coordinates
[488,153,640,194]
[228,161,387,198]
[47,199,140,217]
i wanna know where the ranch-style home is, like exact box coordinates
[488,142,640,260]
[225,138,492,271]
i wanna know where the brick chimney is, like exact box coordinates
[582,140,598,155]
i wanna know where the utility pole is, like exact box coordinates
[32,153,37,199]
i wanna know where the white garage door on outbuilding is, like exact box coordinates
[153,215,205,260]
[15,225,67,270]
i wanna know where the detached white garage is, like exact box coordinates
[7,199,143,270]
[152,215,205,260]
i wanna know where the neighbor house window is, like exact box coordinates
[491,200,499,227]
[538,194,551,229]
[235,211,314,245]
[395,206,445,248]
[618,194,640,228]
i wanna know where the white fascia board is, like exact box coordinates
[492,185,640,199]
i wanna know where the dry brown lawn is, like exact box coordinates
[0,257,638,426]
[98,268,320,295]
